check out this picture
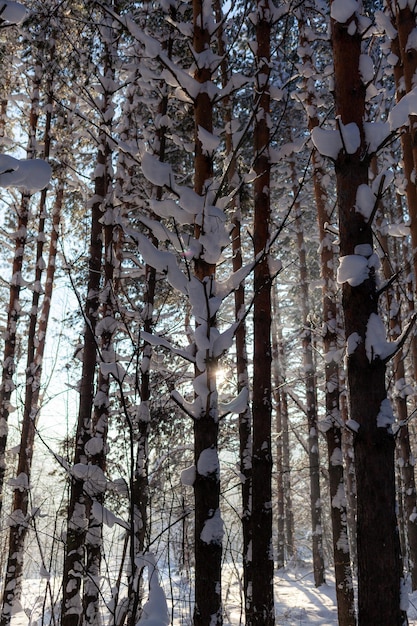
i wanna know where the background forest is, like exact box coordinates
[1,0,417,625]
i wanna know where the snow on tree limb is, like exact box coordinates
[0,156,51,192]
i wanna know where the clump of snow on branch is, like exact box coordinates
[365,313,396,362]
[136,554,170,626]
[389,86,417,131]
[0,154,51,192]
[355,184,375,219]
[330,0,358,23]
[181,465,196,487]
[219,386,249,415]
[71,464,107,496]
[91,501,129,530]
[200,508,224,545]
[359,54,374,83]
[337,248,380,287]
[197,447,219,478]
[311,120,360,159]
[377,398,395,430]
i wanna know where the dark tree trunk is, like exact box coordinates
[330,6,406,625]
[297,15,355,614]
[248,0,274,624]
[192,1,222,623]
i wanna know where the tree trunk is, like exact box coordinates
[248,0,274,623]
[297,16,355,615]
[214,0,252,609]
[330,6,406,624]
[293,175,325,587]
[192,0,222,623]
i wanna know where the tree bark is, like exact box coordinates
[330,6,406,624]
[248,0,274,623]
[192,1,222,623]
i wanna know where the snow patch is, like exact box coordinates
[180,465,196,487]
[200,508,224,545]
[377,398,395,429]
[197,447,219,478]
[365,313,396,362]
[330,0,358,23]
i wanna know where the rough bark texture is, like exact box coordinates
[192,1,222,624]
[248,0,274,623]
[0,180,63,625]
[0,48,58,623]
[331,7,406,625]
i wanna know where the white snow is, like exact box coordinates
[197,125,220,154]
[136,554,170,626]
[359,54,374,83]
[346,332,361,355]
[0,157,51,192]
[141,151,173,188]
[363,122,391,153]
[180,465,196,487]
[311,126,342,159]
[330,0,358,23]
[311,120,360,158]
[12,566,417,625]
[346,419,360,433]
[219,386,249,415]
[377,398,395,429]
[336,255,369,287]
[355,184,375,219]
[387,223,410,237]
[91,501,129,530]
[365,313,396,362]
[389,86,417,130]
[71,463,107,495]
[100,361,126,382]
[200,508,224,545]
[197,447,219,478]
[406,27,417,53]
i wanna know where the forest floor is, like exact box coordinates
[10,563,417,624]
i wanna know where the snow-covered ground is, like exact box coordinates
[10,565,417,625]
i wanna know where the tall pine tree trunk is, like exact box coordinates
[248,0,274,623]
[0,82,60,622]
[293,170,325,587]
[192,0,222,622]
[329,5,406,624]
[61,16,115,619]
[297,16,355,615]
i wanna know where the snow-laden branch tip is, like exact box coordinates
[337,249,379,287]
[171,389,203,420]
[365,312,417,365]
[311,120,360,159]
[219,386,249,416]
[0,155,51,192]
[389,86,417,131]
[135,554,170,626]
[136,233,188,295]
[141,330,195,364]
[91,500,129,530]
